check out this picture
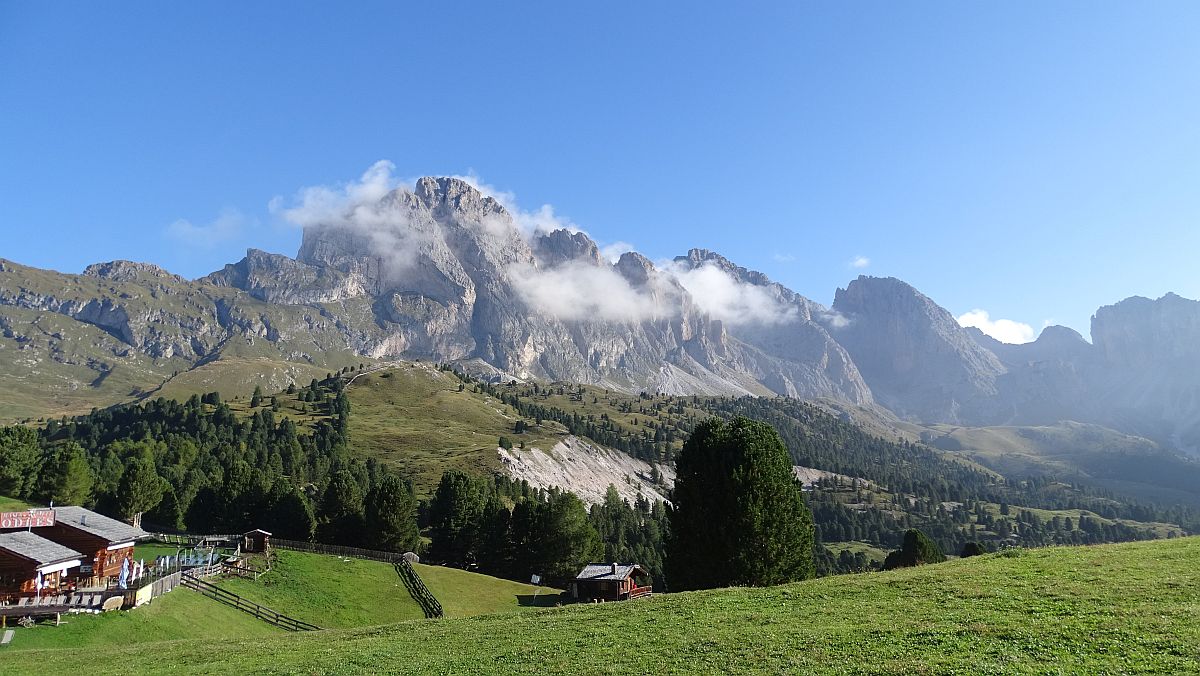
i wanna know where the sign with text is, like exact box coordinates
[0,509,55,529]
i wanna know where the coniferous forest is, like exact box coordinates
[1,367,1196,590]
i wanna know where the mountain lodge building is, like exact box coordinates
[571,563,652,602]
[0,532,84,599]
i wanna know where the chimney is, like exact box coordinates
[81,514,87,526]
[611,562,618,575]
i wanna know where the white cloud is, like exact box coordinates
[272,159,403,230]
[663,261,798,325]
[509,261,666,322]
[850,255,870,269]
[448,171,578,236]
[957,309,1035,344]
[819,309,851,329]
[773,253,796,263]
[599,241,636,263]
[166,209,249,248]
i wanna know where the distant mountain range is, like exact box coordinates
[3,176,1199,453]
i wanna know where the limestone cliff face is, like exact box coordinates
[201,177,875,402]
[1087,294,1200,450]
[830,276,1006,423]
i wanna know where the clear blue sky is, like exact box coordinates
[2,2,1198,340]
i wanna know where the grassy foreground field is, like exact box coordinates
[7,538,1199,674]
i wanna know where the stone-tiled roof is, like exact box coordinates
[575,563,646,581]
[0,531,84,566]
[54,506,148,544]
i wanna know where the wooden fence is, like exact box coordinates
[144,534,443,621]
[270,538,442,618]
[394,559,443,619]
[150,532,240,546]
[123,569,183,608]
[269,538,405,563]
[180,575,320,631]
[221,562,267,580]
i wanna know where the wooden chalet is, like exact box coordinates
[242,529,271,554]
[0,532,84,599]
[27,507,149,587]
[570,563,652,602]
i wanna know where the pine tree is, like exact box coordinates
[666,417,815,590]
[960,541,989,558]
[116,456,167,520]
[250,385,264,408]
[428,471,485,567]
[0,426,40,498]
[264,480,317,541]
[37,442,95,506]
[882,529,946,570]
[535,491,602,580]
[317,469,366,545]
[365,475,421,553]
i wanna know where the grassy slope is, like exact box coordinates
[4,587,281,651]
[0,494,38,511]
[346,365,564,495]
[414,563,562,617]
[216,550,559,628]
[148,357,338,405]
[218,550,425,628]
[8,537,1200,674]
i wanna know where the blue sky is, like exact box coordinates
[2,2,1198,341]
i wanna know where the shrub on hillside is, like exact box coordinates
[881,529,946,570]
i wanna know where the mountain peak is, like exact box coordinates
[412,176,507,221]
[82,260,181,283]
[534,229,602,268]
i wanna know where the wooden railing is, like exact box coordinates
[180,575,319,631]
[269,538,404,563]
[627,586,653,600]
[184,562,225,580]
[394,559,443,619]
[221,562,267,580]
[149,532,239,546]
[147,533,442,621]
[123,569,183,607]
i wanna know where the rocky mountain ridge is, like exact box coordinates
[3,176,1199,453]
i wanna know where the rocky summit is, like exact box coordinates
[3,176,1200,453]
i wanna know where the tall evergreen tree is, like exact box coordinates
[115,456,168,520]
[428,470,485,566]
[365,475,421,552]
[264,479,317,541]
[37,442,95,506]
[666,417,815,590]
[0,426,40,498]
[534,491,602,580]
[317,469,366,545]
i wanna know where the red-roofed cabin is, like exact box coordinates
[571,563,652,602]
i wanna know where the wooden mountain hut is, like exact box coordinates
[31,507,148,587]
[570,563,652,602]
[242,529,271,553]
[0,532,84,600]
